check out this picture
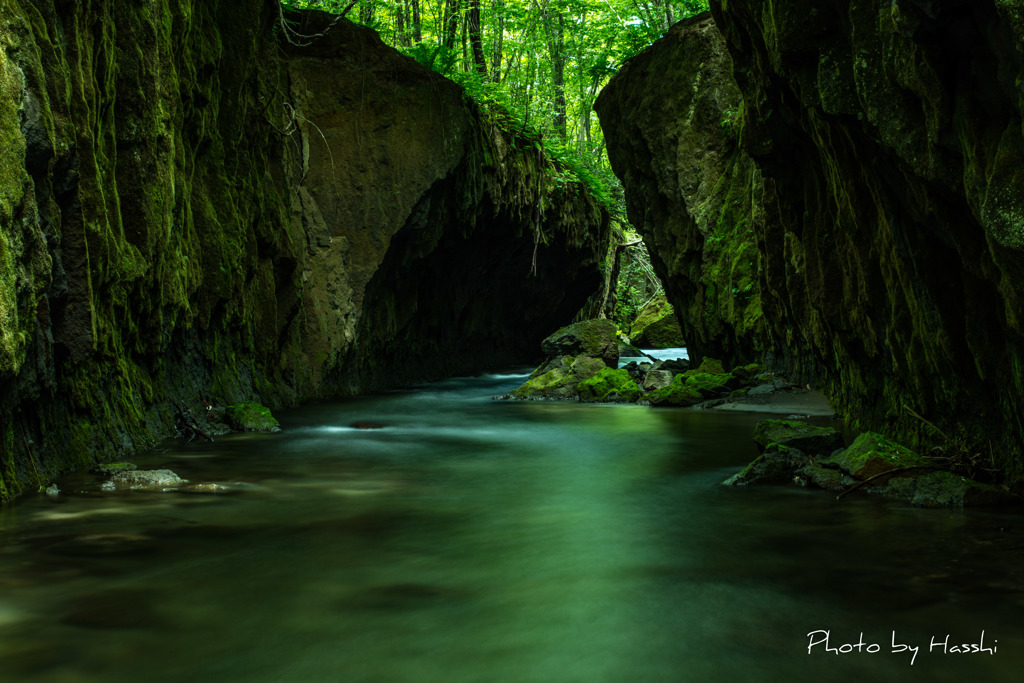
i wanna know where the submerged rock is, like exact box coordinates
[226,402,281,433]
[883,471,1017,508]
[90,462,138,476]
[752,419,844,457]
[106,469,186,491]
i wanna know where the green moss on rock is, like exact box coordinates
[540,319,619,368]
[630,295,685,348]
[724,443,810,486]
[752,419,844,456]
[647,374,704,407]
[823,432,929,479]
[577,368,642,403]
[226,402,281,433]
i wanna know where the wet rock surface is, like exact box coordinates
[727,422,1022,509]
[598,7,1024,477]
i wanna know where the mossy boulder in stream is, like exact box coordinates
[752,419,844,456]
[226,403,281,433]
[630,295,685,348]
[540,319,619,369]
[884,471,1017,508]
[647,375,704,407]
[724,444,810,486]
[822,432,930,480]
[577,368,642,403]
[509,356,605,401]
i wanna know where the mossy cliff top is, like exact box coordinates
[599,5,1024,479]
[0,3,610,502]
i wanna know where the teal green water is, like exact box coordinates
[0,370,1021,682]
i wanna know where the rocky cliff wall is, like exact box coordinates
[0,2,610,501]
[595,14,764,370]
[598,3,1024,477]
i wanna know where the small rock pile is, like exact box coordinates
[724,419,1019,508]
[500,319,780,405]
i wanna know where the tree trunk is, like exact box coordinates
[443,0,461,49]
[396,1,409,46]
[546,9,567,140]
[411,0,422,43]
[468,0,488,77]
[490,0,504,83]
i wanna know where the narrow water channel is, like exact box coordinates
[1,369,1021,682]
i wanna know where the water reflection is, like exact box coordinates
[0,370,1021,682]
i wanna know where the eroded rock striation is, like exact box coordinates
[597,5,1024,478]
[0,4,610,501]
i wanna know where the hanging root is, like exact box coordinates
[276,0,359,48]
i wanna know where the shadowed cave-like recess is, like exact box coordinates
[0,3,610,501]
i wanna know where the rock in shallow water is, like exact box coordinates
[226,402,282,433]
[724,444,810,486]
[106,469,186,491]
[539,319,619,369]
[752,419,844,457]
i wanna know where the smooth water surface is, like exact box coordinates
[1,370,1022,682]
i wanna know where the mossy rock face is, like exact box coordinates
[540,319,619,369]
[226,402,281,433]
[577,368,642,403]
[630,295,685,348]
[823,432,929,479]
[618,340,646,358]
[724,444,810,486]
[510,355,605,400]
[0,5,612,503]
[599,7,1024,477]
[752,419,844,456]
[647,374,704,407]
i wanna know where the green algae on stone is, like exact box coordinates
[226,402,281,433]
[577,368,642,403]
[752,419,844,456]
[823,432,929,480]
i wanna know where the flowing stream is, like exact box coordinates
[1,368,1022,682]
